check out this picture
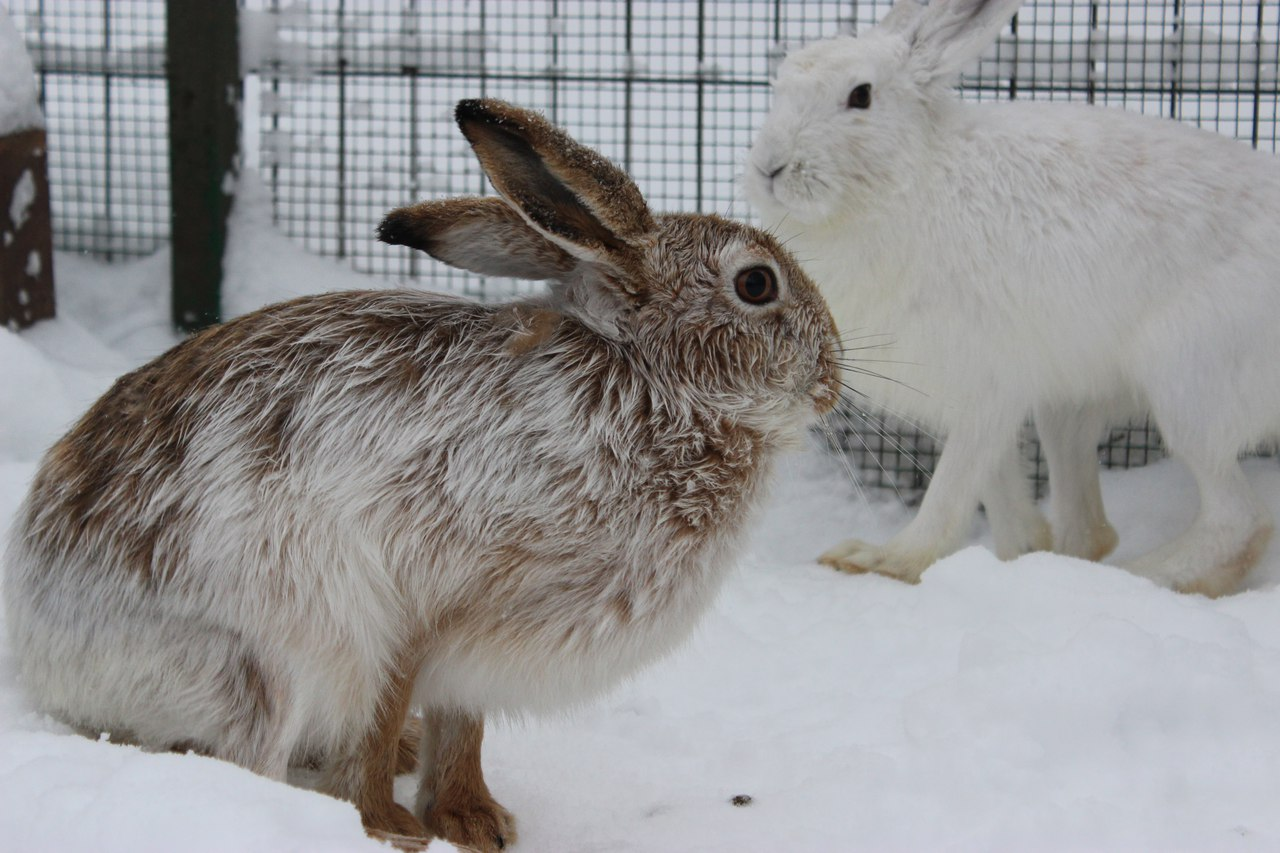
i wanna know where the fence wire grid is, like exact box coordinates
[7,0,1280,497]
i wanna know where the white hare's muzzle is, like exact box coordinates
[745,146,840,230]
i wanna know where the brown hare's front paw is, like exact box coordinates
[362,802,430,851]
[423,794,516,852]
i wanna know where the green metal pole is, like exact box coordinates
[166,0,240,332]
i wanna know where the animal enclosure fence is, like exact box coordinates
[7,0,1280,496]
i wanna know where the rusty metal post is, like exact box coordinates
[0,127,55,331]
[0,8,55,333]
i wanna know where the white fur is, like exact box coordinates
[745,0,1280,594]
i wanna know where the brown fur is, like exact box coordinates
[502,306,562,357]
[653,416,764,533]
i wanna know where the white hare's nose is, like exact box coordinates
[756,161,787,180]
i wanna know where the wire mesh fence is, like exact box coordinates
[11,0,167,260]
[238,1,874,298]
[7,0,1280,497]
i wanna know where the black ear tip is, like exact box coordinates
[376,209,412,246]
[455,98,503,128]
[455,99,485,120]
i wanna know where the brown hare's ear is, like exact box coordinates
[377,196,578,281]
[453,98,655,288]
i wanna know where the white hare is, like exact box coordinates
[745,0,1280,596]
[4,99,839,850]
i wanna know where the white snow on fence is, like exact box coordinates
[983,29,1280,89]
[0,9,43,136]
[7,170,35,232]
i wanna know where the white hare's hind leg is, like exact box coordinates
[1125,316,1276,596]
[1035,402,1119,561]
[980,440,1051,560]
[1123,454,1271,597]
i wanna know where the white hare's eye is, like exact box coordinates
[847,83,872,110]
[735,266,779,305]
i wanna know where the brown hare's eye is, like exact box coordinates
[847,83,872,110]
[734,266,779,305]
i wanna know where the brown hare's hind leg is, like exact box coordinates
[416,709,515,853]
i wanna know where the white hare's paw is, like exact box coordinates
[1020,515,1054,556]
[1053,520,1119,563]
[818,539,935,584]
[988,508,1052,561]
[1124,523,1272,599]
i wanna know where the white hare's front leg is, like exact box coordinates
[821,418,1020,582]
[980,440,1051,560]
[1035,402,1118,561]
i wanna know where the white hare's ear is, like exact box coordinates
[877,0,929,36]
[906,0,1022,82]
[453,98,656,296]
[377,196,578,281]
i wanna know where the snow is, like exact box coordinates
[8,168,34,229]
[5,180,1280,850]
[0,7,43,136]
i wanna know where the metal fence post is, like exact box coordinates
[166,0,239,332]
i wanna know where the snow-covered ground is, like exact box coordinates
[4,182,1280,852]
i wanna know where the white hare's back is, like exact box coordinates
[786,100,1280,433]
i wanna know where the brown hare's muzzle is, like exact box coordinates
[811,340,842,415]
